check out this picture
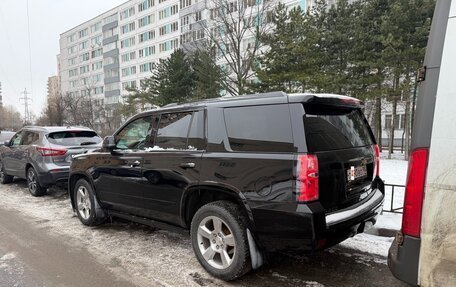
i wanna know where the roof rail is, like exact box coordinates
[162,103,178,108]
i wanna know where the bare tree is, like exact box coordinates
[0,105,23,131]
[187,0,274,95]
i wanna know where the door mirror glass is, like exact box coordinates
[2,141,10,147]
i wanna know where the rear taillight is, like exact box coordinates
[36,146,67,157]
[373,144,380,177]
[296,154,319,202]
[401,148,429,238]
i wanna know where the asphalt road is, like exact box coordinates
[0,180,407,287]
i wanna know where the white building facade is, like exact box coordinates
[58,0,309,124]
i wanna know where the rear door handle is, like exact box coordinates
[180,162,195,168]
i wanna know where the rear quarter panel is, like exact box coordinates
[419,2,456,286]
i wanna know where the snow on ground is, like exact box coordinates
[374,152,407,231]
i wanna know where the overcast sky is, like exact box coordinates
[0,0,126,118]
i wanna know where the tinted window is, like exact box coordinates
[224,105,294,152]
[304,106,373,152]
[187,111,205,150]
[116,116,155,150]
[22,131,39,145]
[154,112,192,150]
[48,131,102,147]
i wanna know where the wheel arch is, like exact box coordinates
[180,184,256,231]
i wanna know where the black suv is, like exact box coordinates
[69,92,384,280]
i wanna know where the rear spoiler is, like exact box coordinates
[288,94,364,109]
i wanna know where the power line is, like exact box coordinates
[26,0,33,95]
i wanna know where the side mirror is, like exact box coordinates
[102,136,116,151]
[3,141,10,147]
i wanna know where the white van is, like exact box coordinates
[388,0,456,286]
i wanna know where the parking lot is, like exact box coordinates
[0,179,406,287]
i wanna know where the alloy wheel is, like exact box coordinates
[197,216,236,269]
[27,169,37,193]
[76,186,92,220]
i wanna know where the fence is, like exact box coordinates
[383,183,405,214]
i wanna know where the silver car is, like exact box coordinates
[0,126,102,196]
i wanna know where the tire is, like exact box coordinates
[73,179,106,226]
[191,201,252,281]
[0,161,13,184]
[26,167,46,196]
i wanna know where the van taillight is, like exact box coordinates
[401,148,429,238]
[36,146,67,157]
[373,144,380,177]
[296,154,319,202]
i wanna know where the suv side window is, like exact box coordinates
[187,110,205,150]
[154,112,193,150]
[10,131,23,147]
[223,105,294,152]
[22,131,39,146]
[115,116,156,150]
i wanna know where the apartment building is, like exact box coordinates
[0,82,3,107]
[58,0,307,125]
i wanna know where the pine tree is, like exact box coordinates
[191,49,223,100]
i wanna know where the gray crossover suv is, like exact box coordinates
[0,126,102,196]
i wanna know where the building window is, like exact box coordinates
[138,30,155,43]
[68,57,77,66]
[192,29,204,41]
[120,36,136,49]
[91,48,103,58]
[104,42,117,52]
[139,46,155,58]
[122,81,137,90]
[181,15,189,26]
[138,0,154,12]
[79,65,90,74]
[103,14,118,25]
[159,0,168,3]
[138,14,154,28]
[121,66,137,77]
[91,35,102,46]
[103,56,117,66]
[78,28,88,38]
[180,0,192,9]
[170,4,178,15]
[103,27,117,38]
[92,61,103,71]
[93,86,104,95]
[106,68,119,78]
[67,33,76,43]
[90,21,101,33]
[121,22,136,34]
[121,51,136,63]
[79,52,90,62]
[68,45,77,55]
[139,62,154,73]
[92,74,102,83]
[120,7,135,20]
[159,39,178,52]
[195,11,202,22]
[105,82,120,92]
[69,68,78,77]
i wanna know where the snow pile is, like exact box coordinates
[339,234,394,257]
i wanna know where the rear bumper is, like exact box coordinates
[388,235,420,286]
[37,168,69,187]
[251,189,384,251]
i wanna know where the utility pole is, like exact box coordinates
[20,89,32,125]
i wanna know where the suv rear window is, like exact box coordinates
[224,105,294,152]
[304,106,373,152]
[47,131,102,146]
